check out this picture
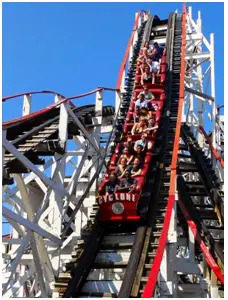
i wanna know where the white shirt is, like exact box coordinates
[135,99,150,109]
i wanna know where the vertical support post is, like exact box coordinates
[188,6,192,21]
[22,94,32,116]
[188,226,195,263]
[55,94,69,150]
[58,102,69,150]
[120,69,126,94]
[90,89,103,199]
[187,88,194,132]
[115,90,121,115]
[2,129,6,171]
[210,33,216,149]
[160,196,177,297]
[14,174,54,296]
[210,271,219,297]
[196,11,204,147]
[17,265,26,297]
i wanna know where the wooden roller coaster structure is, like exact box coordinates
[2,5,224,298]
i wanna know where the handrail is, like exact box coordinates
[178,196,224,284]
[2,90,65,102]
[199,126,224,169]
[116,10,144,89]
[2,87,117,129]
[142,4,187,297]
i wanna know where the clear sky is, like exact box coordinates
[2,2,224,122]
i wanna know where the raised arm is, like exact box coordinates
[131,168,142,177]
[131,123,137,136]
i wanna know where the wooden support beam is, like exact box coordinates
[118,226,147,297]
[14,174,55,286]
[63,224,104,297]
[65,103,103,159]
[3,137,67,197]
[185,86,214,101]
[3,207,62,245]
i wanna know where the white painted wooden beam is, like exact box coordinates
[65,103,104,159]
[185,52,210,60]
[2,137,67,197]
[58,102,69,150]
[22,94,32,116]
[3,207,62,245]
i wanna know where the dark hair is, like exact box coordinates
[154,42,158,47]
[136,144,143,149]
[109,171,117,177]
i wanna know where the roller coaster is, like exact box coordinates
[2,5,224,298]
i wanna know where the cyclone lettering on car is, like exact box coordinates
[99,193,136,204]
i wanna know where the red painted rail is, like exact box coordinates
[2,90,65,103]
[2,87,117,129]
[116,10,144,89]
[199,126,224,169]
[142,5,187,297]
[178,197,224,284]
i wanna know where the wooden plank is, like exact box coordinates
[87,269,126,280]
[118,226,147,297]
[80,291,117,298]
[95,250,131,265]
[131,227,152,297]
[102,234,135,245]
[63,224,104,297]
[81,280,122,294]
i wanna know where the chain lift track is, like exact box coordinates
[2,6,224,298]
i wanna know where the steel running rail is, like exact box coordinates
[116,10,145,89]
[142,4,187,297]
[199,126,224,169]
[2,87,117,129]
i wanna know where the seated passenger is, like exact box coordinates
[141,66,153,85]
[115,157,128,179]
[146,57,160,83]
[147,102,159,118]
[135,93,150,120]
[134,144,145,160]
[143,116,158,135]
[140,61,149,75]
[116,170,138,193]
[142,85,155,100]
[135,92,149,108]
[134,132,153,152]
[127,157,142,177]
[123,137,135,155]
[104,172,120,195]
[146,58,153,72]
[131,118,148,135]
[118,147,134,166]
[137,50,145,64]
[150,42,163,62]
[142,41,151,59]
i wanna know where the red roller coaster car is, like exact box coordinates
[97,46,167,222]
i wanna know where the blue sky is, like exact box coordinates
[2,2,224,122]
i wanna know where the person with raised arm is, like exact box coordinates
[115,157,128,179]
[104,172,120,195]
[117,147,135,166]
[116,170,138,193]
[134,132,153,152]
[127,157,142,177]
